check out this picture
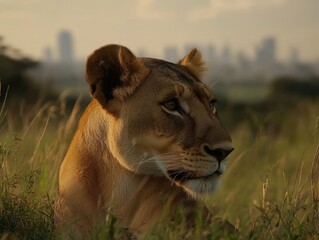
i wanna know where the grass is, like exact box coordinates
[213,81,270,103]
[0,91,318,239]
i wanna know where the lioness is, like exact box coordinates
[55,44,234,238]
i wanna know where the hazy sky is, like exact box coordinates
[1,0,318,62]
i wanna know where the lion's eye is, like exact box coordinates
[162,99,180,111]
[209,99,218,115]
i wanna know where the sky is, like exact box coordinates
[0,0,318,62]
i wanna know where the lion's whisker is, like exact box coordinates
[132,153,183,177]
[125,143,137,154]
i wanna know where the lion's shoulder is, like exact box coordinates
[78,99,101,129]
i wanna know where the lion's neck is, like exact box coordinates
[100,157,186,233]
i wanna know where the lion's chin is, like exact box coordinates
[173,173,221,199]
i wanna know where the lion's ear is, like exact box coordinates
[179,48,206,79]
[86,44,149,111]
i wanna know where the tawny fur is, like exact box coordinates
[55,44,233,238]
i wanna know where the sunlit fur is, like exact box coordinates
[55,44,233,238]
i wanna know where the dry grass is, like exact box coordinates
[0,92,318,239]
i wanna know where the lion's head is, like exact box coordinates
[86,44,233,197]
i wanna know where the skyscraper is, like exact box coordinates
[58,30,74,63]
[256,37,277,65]
[205,45,217,64]
[290,48,299,64]
[221,46,232,65]
[164,46,179,62]
[42,47,53,63]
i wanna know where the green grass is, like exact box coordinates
[0,93,318,239]
[213,81,270,103]
[208,101,319,239]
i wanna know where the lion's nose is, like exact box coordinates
[204,145,234,163]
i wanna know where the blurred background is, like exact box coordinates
[1,0,319,102]
[0,1,319,239]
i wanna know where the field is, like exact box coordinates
[0,85,319,239]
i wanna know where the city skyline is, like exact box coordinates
[42,30,302,66]
[33,29,318,84]
[1,0,319,62]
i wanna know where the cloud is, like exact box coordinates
[134,0,287,21]
[188,0,287,20]
[135,0,210,20]
[136,0,167,20]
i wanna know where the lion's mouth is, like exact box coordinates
[167,170,222,182]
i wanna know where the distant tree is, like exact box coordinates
[0,36,41,103]
[269,76,319,99]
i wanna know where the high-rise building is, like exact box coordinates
[290,48,299,64]
[164,46,179,62]
[137,48,147,57]
[256,37,277,65]
[221,46,232,65]
[58,30,74,63]
[42,47,53,63]
[237,51,250,69]
[205,45,217,64]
